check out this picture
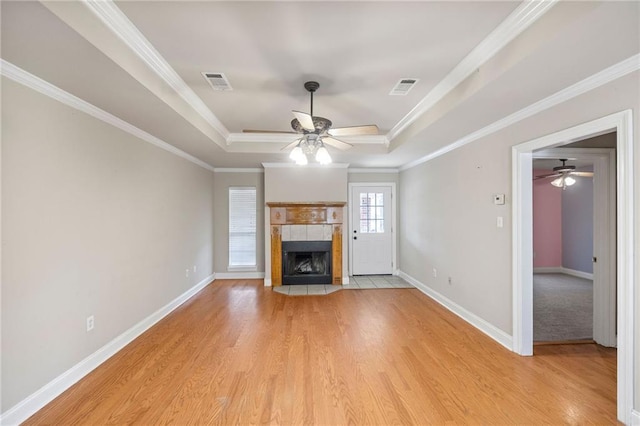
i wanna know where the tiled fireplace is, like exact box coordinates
[267,202,345,286]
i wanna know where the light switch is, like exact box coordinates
[493,194,505,205]
[497,216,504,228]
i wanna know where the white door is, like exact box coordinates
[350,185,393,275]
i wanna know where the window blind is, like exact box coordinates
[229,187,257,267]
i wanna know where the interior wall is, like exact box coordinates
[532,170,562,268]
[264,166,348,203]
[212,171,265,273]
[1,78,215,410]
[561,168,594,274]
[397,68,639,398]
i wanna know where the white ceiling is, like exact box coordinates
[1,1,638,169]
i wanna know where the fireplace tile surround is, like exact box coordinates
[267,202,345,286]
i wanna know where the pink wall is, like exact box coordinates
[532,170,562,267]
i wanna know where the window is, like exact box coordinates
[359,192,385,233]
[229,187,256,268]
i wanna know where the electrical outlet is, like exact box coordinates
[185,269,189,278]
[86,315,94,332]
[432,268,437,278]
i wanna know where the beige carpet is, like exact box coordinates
[533,273,593,342]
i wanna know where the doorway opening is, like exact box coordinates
[532,141,616,346]
[511,110,634,423]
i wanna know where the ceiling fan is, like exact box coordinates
[534,159,594,189]
[243,81,379,164]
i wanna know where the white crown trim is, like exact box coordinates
[83,0,229,140]
[347,168,399,174]
[401,54,640,171]
[388,0,558,142]
[214,168,264,173]
[227,133,301,144]
[261,162,350,169]
[1,59,216,173]
[227,132,389,146]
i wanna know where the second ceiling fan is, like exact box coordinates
[243,81,379,164]
[534,159,594,189]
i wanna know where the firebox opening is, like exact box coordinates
[282,241,332,285]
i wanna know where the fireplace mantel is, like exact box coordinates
[267,202,345,286]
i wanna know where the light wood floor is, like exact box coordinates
[26,280,617,425]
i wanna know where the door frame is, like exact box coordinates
[533,147,616,347]
[511,110,634,423]
[348,182,397,277]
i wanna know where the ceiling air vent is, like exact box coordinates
[389,78,419,96]
[202,72,233,91]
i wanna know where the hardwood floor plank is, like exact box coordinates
[24,280,617,425]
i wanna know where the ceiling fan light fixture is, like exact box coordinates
[551,174,577,189]
[289,146,305,163]
[551,177,564,188]
[315,144,332,165]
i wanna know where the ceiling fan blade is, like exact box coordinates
[322,136,353,151]
[243,129,297,134]
[571,171,594,177]
[281,138,302,151]
[534,173,562,180]
[292,110,315,131]
[328,125,379,137]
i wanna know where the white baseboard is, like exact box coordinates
[0,274,215,426]
[399,271,513,351]
[631,409,640,425]
[214,271,265,279]
[533,267,593,280]
[264,278,272,287]
[533,267,562,273]
[342,276,350,285]
[560,267,593,280]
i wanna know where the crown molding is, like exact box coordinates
[1,59,216,173]
[262,162,350,169]
[400,54,640,171]
[214,168,264,173]
[387,0,558,142]
[227,132,389,146]
[348,168,399,174]
[82,0,229,140]
[227,133,301,144]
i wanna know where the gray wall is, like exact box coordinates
[561,171,594,273]
[213,171,265,273]
[264,166,348,203]
[1,78,215,410]
[398,70,639,356]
